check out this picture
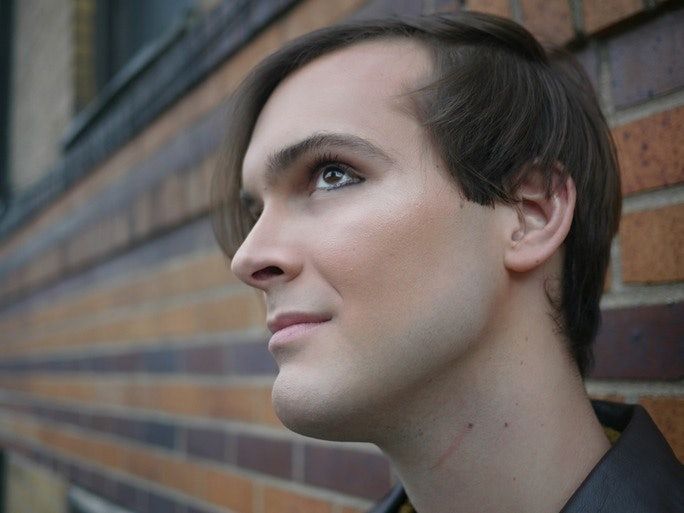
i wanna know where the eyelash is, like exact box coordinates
[306,152,364,192]
[247,153,363,221]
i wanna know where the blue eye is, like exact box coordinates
[313,162,362,191]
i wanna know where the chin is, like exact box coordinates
[271,371,374,442]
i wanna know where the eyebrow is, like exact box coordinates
[239,132,394,208]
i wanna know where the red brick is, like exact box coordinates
[0,250,237,343]
[613,106,684,195]
[465,0,511,18]
[263,486,333,513]
[157,173,186,229]
[184,159,213,218]
[202,467,253,513]
[603,263,612,292]
[583,0,642,34]
[519,0,575,47]
[282,0,368,40]
[340,507,367,513]
[639,396,684,461]
[620,204,684,283]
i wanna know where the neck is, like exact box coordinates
[372,321,610,513]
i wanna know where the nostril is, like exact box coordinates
[252,265,284,281]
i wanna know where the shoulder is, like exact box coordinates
[560,400,684,513]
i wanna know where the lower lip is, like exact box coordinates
[268,321,327,349]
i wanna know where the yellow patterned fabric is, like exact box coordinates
[397,501,415,513]
[604,426,621,445]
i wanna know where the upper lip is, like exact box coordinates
[267,312,331,334]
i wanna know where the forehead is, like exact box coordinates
[242,39,433,184]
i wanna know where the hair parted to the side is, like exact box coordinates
[211,12,621,378]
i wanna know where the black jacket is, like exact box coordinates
[368,401,683,513]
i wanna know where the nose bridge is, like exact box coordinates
[230,204,302,288]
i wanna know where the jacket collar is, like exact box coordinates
[560,400,683,512]
[369,400,683,513]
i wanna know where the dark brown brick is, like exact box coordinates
[608,9,684,109]
[429,0,461,14]
[229,341,278,375]
[148,490,184,513]
[186,505,214,513]
[142,420,177,449]
[114,350,145,372]
[236,434,292,479]
[115,481,144,512]
[350,0,423,20]
[143,347,181,373]
[574,45,599,95]
[89,413,116,433]
[72,465,94,490]
[112,417,145,440]
[304,445,391,500]
[591,303,684,379]
[89,471,116,503]
[182,343,228,375]
[185,426,229,463]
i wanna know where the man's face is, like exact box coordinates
[233,40,507,441]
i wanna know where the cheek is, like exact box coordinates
[311,187,501,348]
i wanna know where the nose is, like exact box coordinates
[230,209,303,291]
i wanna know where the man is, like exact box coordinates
[212,12,682,513]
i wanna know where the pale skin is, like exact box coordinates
[231,39,611,513]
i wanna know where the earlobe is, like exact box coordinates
[504,166,576,273]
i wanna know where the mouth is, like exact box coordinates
[268,320,329,350]
[267,312,332,334]
[267,312,332,350]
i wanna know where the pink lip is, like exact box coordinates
[268,321,328,350]
[267,312,331,334]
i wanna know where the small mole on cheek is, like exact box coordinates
[467,422,474,429]
[504,422,509,427]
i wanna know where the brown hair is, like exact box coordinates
[211,12,621,377]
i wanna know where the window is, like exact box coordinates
[74,0,200,111]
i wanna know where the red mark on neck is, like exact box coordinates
[430,422,473,470]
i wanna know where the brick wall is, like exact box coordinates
[0,1,681,512]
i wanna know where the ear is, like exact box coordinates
[504,164,576,273]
